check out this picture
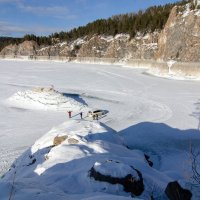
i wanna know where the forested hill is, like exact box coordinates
[0,37,21,52]
[0,0,188,51]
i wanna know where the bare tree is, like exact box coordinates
[191,99,200,130]
[191,147,200,184]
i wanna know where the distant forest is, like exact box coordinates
[0,0,188,51]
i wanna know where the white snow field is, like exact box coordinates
[0,59,200,199]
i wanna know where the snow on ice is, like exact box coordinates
[0,60,200,199]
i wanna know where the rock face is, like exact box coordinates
[0,33,159,60]
[165,181,192,200]
[0,41,39,56]
[77,33,158,60]
[0,44,18,56]
[156,5,200,62]
[17,41,39,56]
[78,35,110,58]
[0,4,200,63]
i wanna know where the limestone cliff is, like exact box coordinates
[0,41,39,56]
[76,33,158,60]
[0,4,200,63]
[156,4,200,62]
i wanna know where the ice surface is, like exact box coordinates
[0,60,200,199]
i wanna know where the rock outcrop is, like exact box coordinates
[0,41,39,56]
[165,181,192,200]
[53,135,68,146]
[77,33,159,60]
[89,160,144,196]
[0,33,159,61]
[0,44,18,56]
[78,35,110,58]
[17,41,39,56]
[0,4,200,64]
[156,5,200,62]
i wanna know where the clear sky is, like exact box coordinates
[0,0,178,37]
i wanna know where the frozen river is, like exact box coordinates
[0,60,200,176]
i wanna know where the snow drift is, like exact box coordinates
[6,87,87,111]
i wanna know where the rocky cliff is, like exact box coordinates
[156,4,200,62]
[0,4,200,63]
[0,33,159,61]
[0,41,39,56]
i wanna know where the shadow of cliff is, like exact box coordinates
[119,122,200,152]
[191,99,200,131]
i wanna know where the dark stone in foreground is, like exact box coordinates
[89,165,144,196]
[144,154,153,167]
[165,181,192,200]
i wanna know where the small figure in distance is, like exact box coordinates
[80,112,83,119]
[68,111,72,118]
[93,114,96,120]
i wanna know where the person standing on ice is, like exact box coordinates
[68,111,72,118]
[80,112,83,119]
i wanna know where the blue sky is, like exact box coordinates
[0,0,178,37]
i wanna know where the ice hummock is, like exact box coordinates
[6,87,87,111]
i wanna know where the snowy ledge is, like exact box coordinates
[0,119,193,200]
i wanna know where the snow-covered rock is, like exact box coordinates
[0,120,179,200]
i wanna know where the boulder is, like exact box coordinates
[27,158,36,166]
[53,135,68,146]
[89,160,144,196]
[144,154,153,167]
[68,138,79,144]
[165,181,192,200]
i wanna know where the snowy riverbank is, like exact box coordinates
[0,60,200,199]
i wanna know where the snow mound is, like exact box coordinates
[0,120,180,200]
[7,87,87,111]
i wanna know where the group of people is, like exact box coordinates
[67,111,83,119]
[67,111,98,120]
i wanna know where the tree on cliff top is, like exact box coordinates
[0,0,188,50]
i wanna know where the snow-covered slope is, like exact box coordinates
[0,60,200,199]
[0,120,176,200]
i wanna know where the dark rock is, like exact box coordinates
[27,158,36,166]
[89,163,144,196]
[144,154,153,167]
[165,181,192,200]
